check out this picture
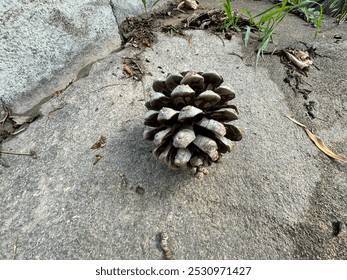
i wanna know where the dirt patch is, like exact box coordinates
[260,41,321,118]
[118,16,157,48]
[123,54,146,81]
[116,1,252,48]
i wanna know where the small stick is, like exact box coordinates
[211,31,225,47]
[13,237,18,260]
[229,51,244,60]
[0,150,37,159]
[132,60,144,75]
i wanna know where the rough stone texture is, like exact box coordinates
[1,0,347,259]
[0,0,169,113]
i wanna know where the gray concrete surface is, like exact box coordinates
[1,0,347,259]
[0,0,170,113]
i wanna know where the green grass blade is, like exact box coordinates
[337,0,347,24]
[244,26,251,47]
[253,2,283,18]
[141,0,147,9]
[223,0,232,19]
[153,0,161,7]
[314,4,323,37]
[257,6,292,25]
[242,7,255,25]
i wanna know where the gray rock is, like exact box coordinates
[0,0,169,113]
[0,0,347,260]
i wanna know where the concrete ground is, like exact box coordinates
[1,0,347,259]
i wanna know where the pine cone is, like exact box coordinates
[143,70,242,179]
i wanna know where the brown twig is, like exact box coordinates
[13,237,18,260]
[0,150,37,159]
[228,51,244,60]
[211,31,225,47]
[132,60,144,75]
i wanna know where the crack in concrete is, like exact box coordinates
[0,0,143,149]
[109,0,121,28]
[109,0,126,45]
[0,47,132,150]
[0,80,73,148]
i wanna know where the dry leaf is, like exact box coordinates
[124,63,133,76]
[93,154,103,165]
[177,1,185,9]
[297,50,309,60]
[287,116,347,163]
[284,50,313,70]
[186,0,199,10]
[304,129,347,163]
[177,0,199,10]
[142,38,152,48]
[91,135,107,150]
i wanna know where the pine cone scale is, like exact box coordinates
[196,118,226,137]
[157,107,178,121]
[194,90,221,108]
[225,124,242,141]
[177,105,203,121]
[173,128,196,148]
[153,127,172,146]
[208,108,238,122]
[174,148,192,167]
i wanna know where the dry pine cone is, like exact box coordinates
[143,70,242,179]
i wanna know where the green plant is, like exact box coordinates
[328,0,347,23]
[141,0,161,16]
[242,0,323,65]
[299,5,322,25]
[223,0,242,31]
